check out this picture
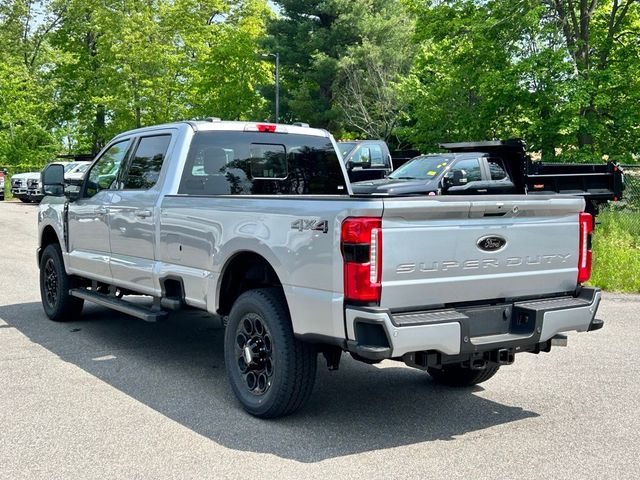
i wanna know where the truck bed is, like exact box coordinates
[526,162,624,200]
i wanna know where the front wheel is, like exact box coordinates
[224,288,317,418]
[428,363,500,387]
[39,244,84,321]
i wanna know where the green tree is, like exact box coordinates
[333,3,415,141]
[49,0,271,154]
[267,0,414,135]
[399,0,640,161]
[0,0,62,164]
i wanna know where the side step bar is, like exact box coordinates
[69,289,168,322]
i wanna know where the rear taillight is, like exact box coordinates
[578,212,593,283]
[341,217,382,304]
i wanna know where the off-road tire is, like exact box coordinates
[428,363,500,387]
[39,243,84,321]
[224,288,317,418]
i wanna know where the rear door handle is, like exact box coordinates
[95,206,108,215]
[134,209,153,219]
[477,189,488,193]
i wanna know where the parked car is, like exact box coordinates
[353,139,624,217]
[338,140,393,182]
[38,121,602,418]
[11,171,40,202]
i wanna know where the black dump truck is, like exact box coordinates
[353,139,624,217]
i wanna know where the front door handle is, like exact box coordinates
[477,189,488,193]
[95,206,108,215]
[134,209,153,219]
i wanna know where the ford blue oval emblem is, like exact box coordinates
[477,235,507,252]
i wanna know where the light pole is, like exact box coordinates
[262,52,280,123]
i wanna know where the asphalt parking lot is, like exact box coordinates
[0,200,639,479]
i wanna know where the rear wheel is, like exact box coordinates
[39,243,84,321]
[428,363,500,387]
[224,288,317,418]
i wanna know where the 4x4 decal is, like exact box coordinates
[290,219,329,234]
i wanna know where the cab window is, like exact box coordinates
[369,145,385,166]
[487,158,509,181]
[178,131,347,195]
[450,158,482,182]
[84,140,131,198]
[122,135,171,189]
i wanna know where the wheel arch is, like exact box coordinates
[216,251,285,316]
[39,224,62,264]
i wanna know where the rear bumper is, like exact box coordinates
[345,287,602,360]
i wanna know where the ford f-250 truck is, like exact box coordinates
[37,120,603,418]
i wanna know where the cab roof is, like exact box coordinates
[113,120,329,140]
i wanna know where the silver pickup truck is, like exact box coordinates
[37,120,603,418]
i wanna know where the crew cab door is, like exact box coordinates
[108,133,173,294]
[67,139,132,280]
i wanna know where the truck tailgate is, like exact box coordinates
[380,196,583,309]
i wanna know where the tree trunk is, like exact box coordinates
[93,105,105,155]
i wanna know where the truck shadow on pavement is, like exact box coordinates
[0,301,538,463]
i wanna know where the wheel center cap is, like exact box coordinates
[243,346,253,364]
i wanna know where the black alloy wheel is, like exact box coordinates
[234,312,275,396]
[43,258,59,309]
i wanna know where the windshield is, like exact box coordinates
[388,155,451,180]
[337,142,357,158]
[71,162,90,174]
[63,162,79,173]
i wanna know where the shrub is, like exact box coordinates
[590,211,640,292]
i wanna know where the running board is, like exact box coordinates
[69,289,168,322]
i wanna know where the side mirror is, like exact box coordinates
[345,160,354,171]
[443,170,467,189]
[452,170,466,185]
[41,164,65,197]
[66,185,81,201]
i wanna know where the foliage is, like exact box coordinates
[399,0,640,160]
[266,0,415,136]
[0,0,272,160]
[0,0,639,163]
[590,210,640,292]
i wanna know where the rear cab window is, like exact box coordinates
[122,135,172,190]
[178,132,348,195]
[487,157,510,181]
